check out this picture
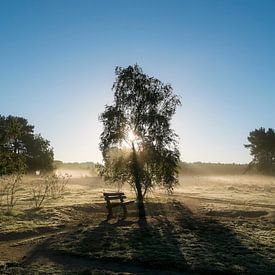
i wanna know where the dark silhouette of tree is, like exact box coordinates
[0,115,54,175]
[24,133,54,172]
[245,127,275,175]
[98,65,181,219]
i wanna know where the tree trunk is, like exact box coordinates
[132,143,146,219]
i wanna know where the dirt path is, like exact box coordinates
[1,224,187,274]
[0,227,69,263]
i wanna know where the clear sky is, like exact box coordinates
[0,0,274,163]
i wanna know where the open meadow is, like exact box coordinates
[0,172,274,274]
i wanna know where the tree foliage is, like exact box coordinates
[245,127,275,175]
[0,115,54,175]
[98,65,181,217]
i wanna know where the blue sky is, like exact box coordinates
[0,0,274,163]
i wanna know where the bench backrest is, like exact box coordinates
[103,192,126,202]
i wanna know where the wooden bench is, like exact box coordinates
[103,192,135,218]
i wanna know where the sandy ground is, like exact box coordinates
[0,174,274,274]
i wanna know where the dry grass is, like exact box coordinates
[0,173,274,274]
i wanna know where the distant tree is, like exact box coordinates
[24,134,54,171]
[245,127,275,175]
[98,65,181,219]
[0,115,53,175]
[0,115,29,175]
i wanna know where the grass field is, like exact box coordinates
[0,173,274,274]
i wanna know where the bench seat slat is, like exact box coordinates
[105,200,135,207]
[123,200,135,205]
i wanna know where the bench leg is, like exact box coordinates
[107,206,113,219]
[122,204,127,217]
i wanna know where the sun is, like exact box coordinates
[121,129,140,149]
[127,129,137,144]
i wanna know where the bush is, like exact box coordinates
[0,174,22,212]
[29,173,71,208]
[48,173,71,199]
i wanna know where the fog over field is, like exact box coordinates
[55,168,92,178]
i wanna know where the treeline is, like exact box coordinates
[179,162,251,175]
[180,127,275,176]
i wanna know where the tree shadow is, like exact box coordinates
[127,215,189,272]
[20,201,274,274]
[170,201,274,274]
[119,201,274,274]
[21,218,144,273]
